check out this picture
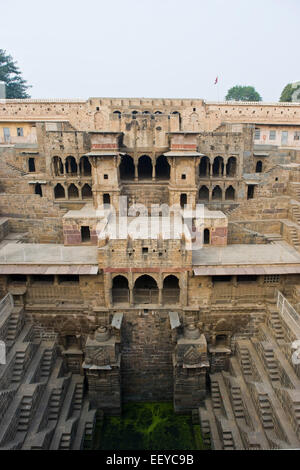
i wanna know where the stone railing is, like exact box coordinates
[133,288,159,304]
[112,288,129,304]
[112,288,179,305]
[211,285,271,304]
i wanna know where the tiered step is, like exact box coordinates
[12,351,26,383]
[199,416,211,447]
[198,401,223,450]
[238,347,252,377]
[293,401,300,436]
[222,430,235,450]
[263,346,280,382]
[17,395,33,432]
[72,401,97,450]
[290,184,300,200]
[210,379,221,410]
[5,308,23,342]
[231,386,245,419]
[258,393,274,430]
[5,162,28,176]
[59,433,72,450]
[292,205,300,224]
[73,382,84,411]
[269,310,285,341]
[48,388,63,422]
[289,227,300,248]
[40,346,56,378]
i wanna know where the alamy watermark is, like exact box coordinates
[92,198,222,251]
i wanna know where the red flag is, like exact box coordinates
[214,76,218,85]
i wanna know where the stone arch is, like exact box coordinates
[113,110,121,118]
[215,318,229,331]
[226,156,237,177]
[155,155,170,179]
[112,275,129,304]
[199,156,210,177]
[134,274,158,304]
[199,185,209,201]
[79,156,91,176]
[212,185,222,200]
[54,183,65,199]
[212,156,224,177]
[68,183,79,199]
[119,154,135,179]
[163,275,180,304]
[82,183,92,199]
[52,156,64,176]
[65,156,78,175]
[225,185,235,200]
[138,155,152,179]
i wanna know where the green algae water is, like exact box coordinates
[92,402,209,450]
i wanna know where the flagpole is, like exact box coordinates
[214,76,219,102]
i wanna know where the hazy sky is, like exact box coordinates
[1,0,299,101]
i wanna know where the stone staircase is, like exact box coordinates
[257,392,274,430]
[237,345,252,377]
[0,295,96,450]
[222,430,235,450]
[262,346,280,382]
[289,182,300,201]
[291,204,300,225]
[200,296,300,449]
[5,162,28,176]
[210,379,221,411]
[40,346,56,379]
[48,387,63,422]
[5,307,24,343]
[268,308,285,341]
[230,385,245,419]
[18,395,33,432]
[12,350,26,383]
[288,226,300,248]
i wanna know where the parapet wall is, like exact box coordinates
[1,98,300,133]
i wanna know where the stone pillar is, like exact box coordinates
[180,272,188,307]
[158,272,163,306]
[134,160,138,181]
[83,326,122,415]
[173,324,209,414]
[104,273,113,308]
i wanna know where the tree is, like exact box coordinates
[225,85,262,102]
[279,83,300,102]
[0,49,31,98]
